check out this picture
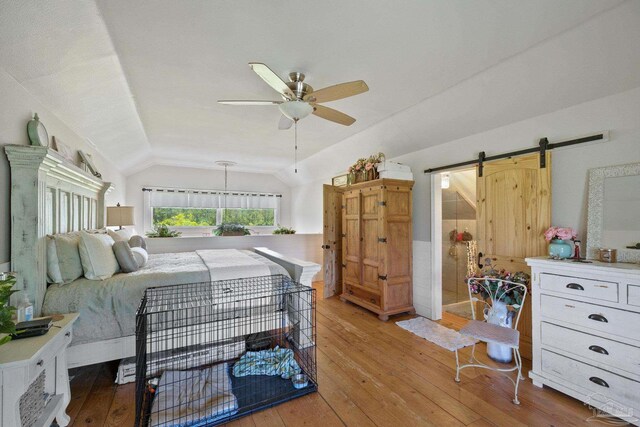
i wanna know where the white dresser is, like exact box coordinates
[526,257,640,425]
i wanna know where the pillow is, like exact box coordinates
[46,236,63,284]
[50,233,84,284]
[130,247,148,268]
[108,228,135,242]
[113,241,139,273]
[129,235,147,250]
[78,231,120,280]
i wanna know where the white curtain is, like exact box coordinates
[145,187,281,230]
[149,189,280,210]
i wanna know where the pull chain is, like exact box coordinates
[294,119,298,174]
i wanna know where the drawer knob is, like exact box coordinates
[588,314,608,323]
[589,376,609,388]
[588,345,609,355]
[349,290,354,295]
[566,283,584,291]
[370,298,376,304]
[36,360,44,367]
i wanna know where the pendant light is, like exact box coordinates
[215,160,236,210]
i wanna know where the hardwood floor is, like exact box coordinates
[66,282,596,426]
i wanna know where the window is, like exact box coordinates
[222,208,275,226]
[153,207,218,226]
[144,187,281,233]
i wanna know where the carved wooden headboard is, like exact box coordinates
[4,145,112,315]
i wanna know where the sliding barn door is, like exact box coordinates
[322,185,343,298]
[476,153,551,359]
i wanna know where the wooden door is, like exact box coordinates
[476,153,551,360]
[342,189,361,290]
[323,185,343,298]
[360,186,382,294]
[381,184,413,311]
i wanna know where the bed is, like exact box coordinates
[5,145,319,368]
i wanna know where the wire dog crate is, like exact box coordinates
[135,274,316,427]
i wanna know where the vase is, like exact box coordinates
[548,239,573,259]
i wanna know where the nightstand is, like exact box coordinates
[0,314,78,427]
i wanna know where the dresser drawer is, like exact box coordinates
[541,295,640,342]
[629,285,640,307]
[540,273,618,302]
[541,322,640,377]
[344,284,381,308]
[542,349,640,412]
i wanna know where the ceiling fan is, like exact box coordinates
[218,63,369,129]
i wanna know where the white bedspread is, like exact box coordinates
[196,249,270,281]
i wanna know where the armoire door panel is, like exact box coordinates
[386,221,411,278]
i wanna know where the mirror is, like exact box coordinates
[587,162,640,263]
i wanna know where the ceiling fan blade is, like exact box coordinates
[278,115,294,130]
[312,104,356,126]
[304,80,368,103]
[249,63,295,100]
[218,100,282,105]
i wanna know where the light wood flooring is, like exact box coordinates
[66,282,597,426]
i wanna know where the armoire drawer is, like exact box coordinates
[542,349,640,411]
[344,284,381,308]
[540,295,640,342]
[540,273,618,303]
[541,322,640,377]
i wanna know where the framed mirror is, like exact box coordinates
[587,162,640,263]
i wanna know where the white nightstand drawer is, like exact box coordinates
[541,322,640,377]
[540,273,618,302]
[541,295,640,342]
[542,349,640,412]
[629,285,640,307]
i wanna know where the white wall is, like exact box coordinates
[290,86,640,318]
[0,68,126,266]
[125,165,293,234]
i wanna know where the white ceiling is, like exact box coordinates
[0,0,627,175]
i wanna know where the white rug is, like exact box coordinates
[396,317,477,351]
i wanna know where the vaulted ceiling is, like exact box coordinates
[0,0,629,175]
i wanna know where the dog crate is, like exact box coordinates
[134,274,316,427]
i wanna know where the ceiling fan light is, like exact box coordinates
[279,101,313,121]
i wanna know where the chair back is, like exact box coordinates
[466,277,528,330]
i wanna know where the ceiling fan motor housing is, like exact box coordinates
[286,72,313,100]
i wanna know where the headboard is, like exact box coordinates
[4,145,112,315]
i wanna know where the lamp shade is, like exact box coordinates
[278,101,313,121]
[107,205,135,227]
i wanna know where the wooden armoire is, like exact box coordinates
[340,179,414,321]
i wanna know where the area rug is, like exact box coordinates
[396,317,477,351]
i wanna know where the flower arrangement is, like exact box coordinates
[0,273,18,346]
[544,226,577,242]
[468,260,530,308]
[347,152,385,182]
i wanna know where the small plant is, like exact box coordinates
[0,274,18,346]
[214,223,251,236]
[273,225,296,235]
[146,224,182,238]
[544,226,577,242]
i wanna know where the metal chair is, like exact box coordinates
[454,277,527,404]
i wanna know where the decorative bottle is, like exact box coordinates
[16,294,33,323]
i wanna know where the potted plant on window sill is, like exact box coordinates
[214,223,251,236]
[273,225,296,235]
[0,273,18,346]
[145,224,182,238]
